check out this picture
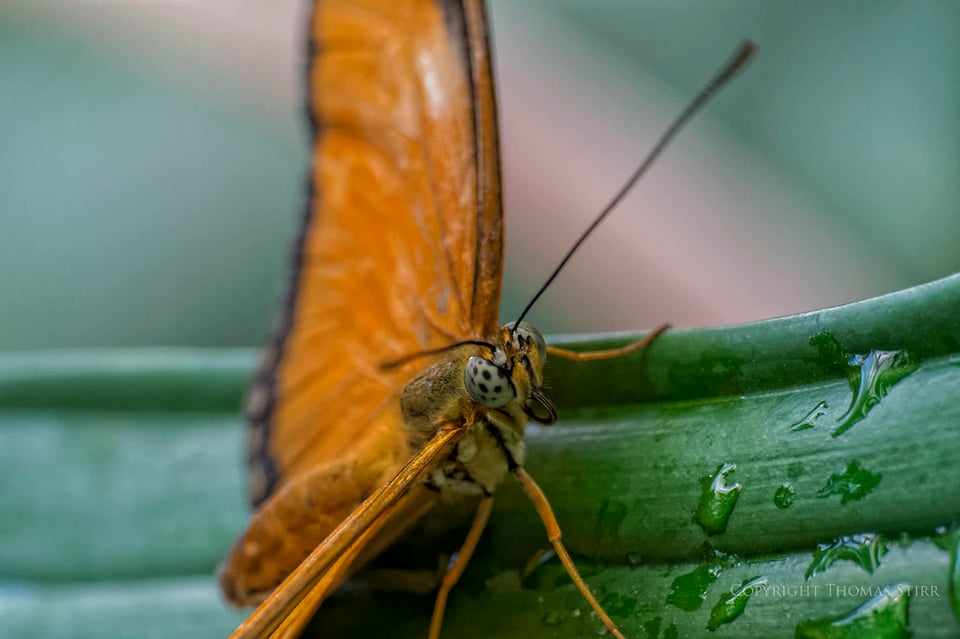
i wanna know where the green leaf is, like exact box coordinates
[1,274,959,638]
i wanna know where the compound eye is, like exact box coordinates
[464,355,515,408]
[506,321,547,365]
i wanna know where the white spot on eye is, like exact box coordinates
[464,356,514,408]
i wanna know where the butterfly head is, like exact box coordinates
[463,321,557,425]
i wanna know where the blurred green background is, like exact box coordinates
[2,3,959,637]
[2,0,958,347]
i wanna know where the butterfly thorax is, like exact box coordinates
[399,322,555,497]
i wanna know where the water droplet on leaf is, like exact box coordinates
[804,533,889,580]
[694,462,742,535]
[816,459,882,505]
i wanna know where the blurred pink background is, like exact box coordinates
[3,0,957,347]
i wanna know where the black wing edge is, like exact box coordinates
[245,0,324,508]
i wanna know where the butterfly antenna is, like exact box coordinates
[513,40,757,328]
[381,340,497,370]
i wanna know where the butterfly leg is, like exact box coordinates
[547,323,669,363]
[428,495,494,639]
[513,468,627,639]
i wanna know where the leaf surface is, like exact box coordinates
[1,275,958,638]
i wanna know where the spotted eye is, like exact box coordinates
[464,355,515,408]
[505,321,547,365]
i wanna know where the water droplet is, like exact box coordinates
[816,459,882,504]
[642,616,662,638]
[625,551,643,567]
[795,583,910,639]
[699,542,736,566]
[774,482,796,509]
[706,576,767,631]
[834,350,916,437]
[666,562,724,611]
[804,533,889,580]
[791,400,829,432]
[693,462,742,535]
[810,332,849,375]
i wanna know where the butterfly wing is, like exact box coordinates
[222,0,503,604]
[249,0,503,504]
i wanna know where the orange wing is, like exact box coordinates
[222,0,503,603]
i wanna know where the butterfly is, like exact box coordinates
[218,1,753,637]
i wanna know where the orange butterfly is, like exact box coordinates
[219,1,754,637]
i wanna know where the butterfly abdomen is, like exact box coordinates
[424,416,525,497]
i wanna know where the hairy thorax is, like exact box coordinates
[400,348,527,497]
